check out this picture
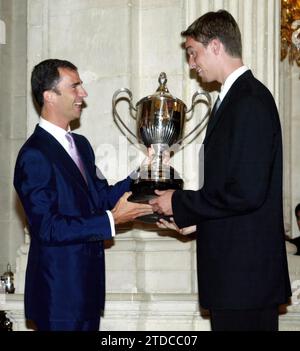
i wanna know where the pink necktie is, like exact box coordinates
[65,132,87,183]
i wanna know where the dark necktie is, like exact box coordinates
[65,132,87,183]
[214,96,221,114]
[205,96,221,138]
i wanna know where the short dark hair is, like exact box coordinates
[31,59,77,108]
[295,204,300,217]
[181,10,242,58]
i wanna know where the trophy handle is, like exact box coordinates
[177,90,212,147]
[112,88,138,144]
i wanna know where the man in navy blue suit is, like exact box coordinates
[150,10,291,331]
[14,59,153,331]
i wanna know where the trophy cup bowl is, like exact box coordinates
[112,72,211,223]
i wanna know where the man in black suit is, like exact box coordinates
[150,10,291,331]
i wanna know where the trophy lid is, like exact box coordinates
[136,72,186,107]
[155,72,171,96]
[3,263,13,279]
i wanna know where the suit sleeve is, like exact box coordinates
[14,148,113,246]
[173,95,280,228]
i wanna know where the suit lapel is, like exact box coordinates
[72,134,102,209]
[203,94,228,145]
[71,134,96,187]
[203,70,253,146]
[34,126,90,193]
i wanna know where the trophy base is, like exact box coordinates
[135,213,173,224]
[129,179,183,224]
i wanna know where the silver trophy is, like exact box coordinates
[112,72,211,223]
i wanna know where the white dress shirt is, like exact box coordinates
[218,65,249,103]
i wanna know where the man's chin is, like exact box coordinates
[69,115,81,124]
[197,73,206,81]
[73,113,82,120]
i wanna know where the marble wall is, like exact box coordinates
[291,66,300,236]
[280,60,300,238]
[0,0,27,274]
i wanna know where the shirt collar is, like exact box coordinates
[39,117,71,151]
[219,66,249,102]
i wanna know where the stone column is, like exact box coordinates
[0,0,27,275]
[280,62,300,238]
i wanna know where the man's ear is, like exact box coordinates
[43,90,55,104]
[210,38,221,55]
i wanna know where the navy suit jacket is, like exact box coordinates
[172,71,291,310]
[14,125,132,322]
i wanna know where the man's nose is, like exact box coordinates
[188,56,196,69]
[79,86,88,97]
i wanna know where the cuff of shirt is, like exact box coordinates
[128,168,139,181]
[106,210,115,237]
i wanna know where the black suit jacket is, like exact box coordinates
[172,70,291,310]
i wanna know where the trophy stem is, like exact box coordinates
[128,142,183,223]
